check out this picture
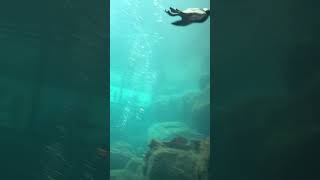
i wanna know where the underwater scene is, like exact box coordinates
[110,0,211,180]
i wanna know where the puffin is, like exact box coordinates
[165,7,210,26]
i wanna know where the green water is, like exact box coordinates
[110,0,210,179]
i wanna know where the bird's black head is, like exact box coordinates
[203,8,210,16]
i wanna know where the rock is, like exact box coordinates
[124,158,145,179]
[110,170,124,180]
[191,99,210,134]
[125,157,144,173]
[143,137,210,180]
[110,149,145,180]
[148,122,204,143]
[111,166,145,180]
[182,86,210,135]
[110,141,136,170]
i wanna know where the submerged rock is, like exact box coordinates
[146,74,211,135]
[110,158,145,180]
[182,85,211,135]
[143,137,210,180]
[147,121,204,143]
[110,145,145,180]
[125,157,144,174]
[111,169,146,180]
[110,141,137,170]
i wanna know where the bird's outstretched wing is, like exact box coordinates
[165,9,178,16]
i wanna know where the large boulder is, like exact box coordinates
[148,121,204,142]
[143,137,210,180]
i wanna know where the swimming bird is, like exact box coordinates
[165,7,210,26]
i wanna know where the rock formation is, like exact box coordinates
[143,137,210,180]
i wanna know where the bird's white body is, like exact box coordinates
[182,8,207,14]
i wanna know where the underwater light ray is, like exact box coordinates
[113,2,158,129]
[111,0,164,130]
